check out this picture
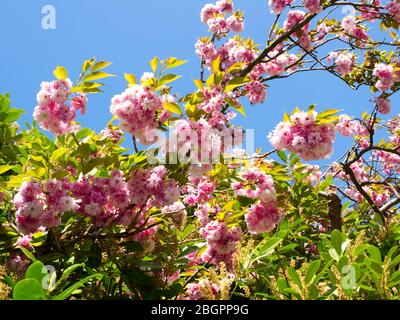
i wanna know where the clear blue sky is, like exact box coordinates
[0,0,398,164]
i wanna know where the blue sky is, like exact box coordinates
[0,0,398,164]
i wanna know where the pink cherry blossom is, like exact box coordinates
[268,110,336,160]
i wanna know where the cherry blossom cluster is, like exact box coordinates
[34,79,87,135]
[298,164,322,186]
[373,150,400,174]
[250,50,299,80]
[100,126,123,143]
[13,179,75,234]
[386,0,400,23]
[161,201,187,225]
[373,63,395,92]
[332,161,392,207]
[71,170,132,227]
[345,186,391,207]
[199,220,242,266]
[388,116,400,145]
[327,52,354,76]
[232,167,283,234]
[232,168,276,202]
[127,165,180,208]
[358,0,381,21]
[163,118,243,164]
[268,0,294,14]
[194,203,217,227]
[283,10,313,50]
[183,176,216,206]
[375,97,392,114]
[341,16,369,42]
[200,1,244,36]
[336,114,368,136]
[245,202,283,235]
[185,280,219,300]
[332,160,369,183]
[268,110,336,161]
[110,83,171,144]
[13,167,178,234]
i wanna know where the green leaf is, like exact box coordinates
[75,128,92,140]
[90,61,112,72]
[163,102,182,115]
[159,74,181,86]
[53,273,103,300]
[283,112,291,122]
[193,79,204,90]
[84,71,114,81]
[150,57,159,73]
[19,247,36,262]
[124,73,136,86]
[389,270,400,287]
[50,147,69,162]
[82,59,95,72]
[224,76,250,92]
[287,267,302,289]
[166,57,188,69]
[53,66,68,80]
[255,237,282,260]
[226,62,246,74]
[330,229,344,256]
[277,150,287,163]
[0,165,15,175]
[305,260,321,284]
[25,261,48,288]
[366,245,381,263]
[54,264,84,288]
[5,108,24,123]
[212,55,221,73]
[13,279,46,300]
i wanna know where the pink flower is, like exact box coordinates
[227,15,244,33]
[284,10,306,32]
[375,97,391,114]
[201,4,220,23]
[232,167,276,202]
[341,15,357,32]
[33,79,83,135]
[207,16,229,35]
[100,126,123,143]
[127,166,179,209]
[268,110,336,160]
[245,201,283,234]
[195,38,218,65]
[373,63,394,91]
[70,94,88,115]
[187,280,219,300]
[332,52,354,76]
[341,16,369,42]
[304,0,323,14]
[110,84,168,144]
[216,0,234,13]
[359,0,381,20]
[317,23,332,40]
[244,81,267,104]
[336,114,367,136]
[199,220,241,266]
[268,0,294,14]
[15,234,33,249]
[386,0,400,23]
